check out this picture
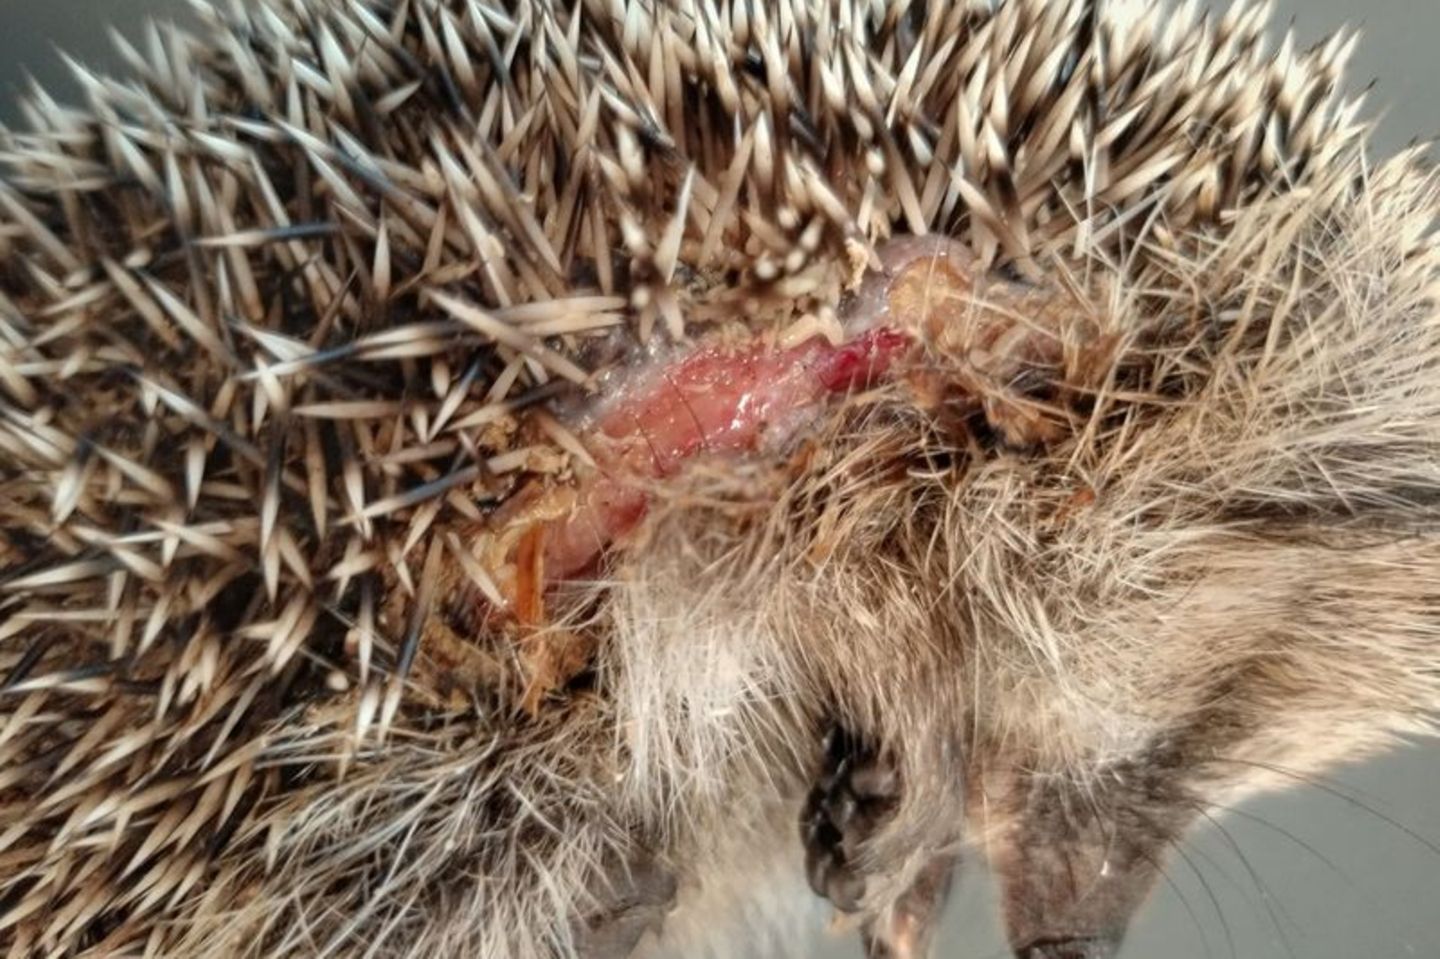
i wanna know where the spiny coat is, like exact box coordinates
[0,0,1437,957]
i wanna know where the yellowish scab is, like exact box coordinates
[867,235,1117,447]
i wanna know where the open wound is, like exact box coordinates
[441,236,1109,710]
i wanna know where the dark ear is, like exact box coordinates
[570,849,676,959]
[994,774,1194,959]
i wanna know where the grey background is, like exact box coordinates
[1,2,1436,957]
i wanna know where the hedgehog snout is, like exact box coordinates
[975,759,1196,959]
[1012,936,1120,959]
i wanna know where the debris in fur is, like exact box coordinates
[0,1,1437,958]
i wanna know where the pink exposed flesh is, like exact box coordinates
[537,327,913,581]
[489,234,989,594]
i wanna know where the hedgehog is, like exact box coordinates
[1,0,1437,957]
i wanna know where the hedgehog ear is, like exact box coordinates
[992,776,1194,959]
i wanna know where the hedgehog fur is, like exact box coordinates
[0,0,1438,957]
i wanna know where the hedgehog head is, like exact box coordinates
[1,0,1438,957]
